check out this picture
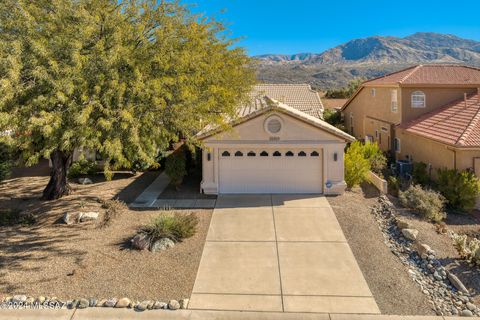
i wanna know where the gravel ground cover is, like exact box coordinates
[0,173,212,302]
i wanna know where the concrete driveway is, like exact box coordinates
[189,195,380,314]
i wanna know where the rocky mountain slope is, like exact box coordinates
[256,33,480,89]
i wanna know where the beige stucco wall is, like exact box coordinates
[201,111,348,195]
[401,87,478,123]
[344,86,401,141]
[396,129,480,173]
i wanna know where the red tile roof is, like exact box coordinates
[399,94,480,148]
[365,65,480,86]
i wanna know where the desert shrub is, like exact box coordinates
[399,184,446,222]
[436,168,480,212]
[345,141,370,188]
[413,162,431,186]
[362,142,387,176]
[387,176,400,197]
[165,150,187,189]
[98,199,128,228]
[139,212,199,245]
[452,233,480,267]
[68,159,97,179]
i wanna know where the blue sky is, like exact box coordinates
[184,0,480,56]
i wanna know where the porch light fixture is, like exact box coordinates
[207,152,211,161]
[333,153,338,162]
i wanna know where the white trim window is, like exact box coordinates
[394,138,401,153]
[411,91,426,108]
[391,89,398,113]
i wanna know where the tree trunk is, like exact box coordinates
[42,150,73,200]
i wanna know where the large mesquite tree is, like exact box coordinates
[0,0,255,200]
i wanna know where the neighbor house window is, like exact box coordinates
[391,89,398,113]
[394,138,401,153]
[411,91,426,108]
[349,112,354,135]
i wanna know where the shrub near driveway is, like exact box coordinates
[400,184,446,222]
[436,169,480,212]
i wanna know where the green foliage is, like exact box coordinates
[362,141,387,176]
[399,185,446,222]
[413,162,431,186]
[345,141,370,188]
[325,78,364,99]
[165,150,187,189]
[387,176,400,197]
[139,212,199,244]
[68,160,97,179]
[452,233,480,267]
[436,169,480,212]
[0,0,255,197]
[323,109,345,131]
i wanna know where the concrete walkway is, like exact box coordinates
[129,172,171,208]
[0,308,469,320]
[189,194,380,314]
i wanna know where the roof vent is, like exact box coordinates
[265,116,283,135]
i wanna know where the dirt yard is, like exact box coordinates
[328,184,435,315]
[0,172,212,301]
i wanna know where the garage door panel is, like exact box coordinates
[219,149,323,194]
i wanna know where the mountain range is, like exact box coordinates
[255,32,480,89]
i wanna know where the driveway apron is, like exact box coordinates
[189,194,380,314]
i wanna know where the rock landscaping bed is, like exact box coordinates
[1,294,189,312]
[372,196,479,317]
[0,173,212,304]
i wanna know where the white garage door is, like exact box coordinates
[219,148,323,194]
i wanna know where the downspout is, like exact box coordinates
[447,146,457,170]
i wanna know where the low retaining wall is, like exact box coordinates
[368,171,388,194]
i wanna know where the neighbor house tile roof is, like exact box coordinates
[364,65,480,86]
[250,84,324,118]
[399,94,480,148]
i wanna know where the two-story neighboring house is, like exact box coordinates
[341,64,480,178]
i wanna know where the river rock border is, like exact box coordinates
[0,295,189,312]
[372,196,479,317]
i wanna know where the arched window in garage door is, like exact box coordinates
[235,151,243,157]
[260,151,269,157]
[247,151,256,157]
[310,151,319,157]
[298,151,307,157]
[222,151,230,157]
[273,151,281,157]
[285,151,294,157]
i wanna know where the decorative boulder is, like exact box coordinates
[63,212,77,225]
[168,300,180,310]
[416,243,431,259]
[151,238,175,252]
[78,177,93,185]
[79,212,99,223]
[396,219,410,230]
[131,234,149,250]
[447,271,469,294]
[115,297,131,308]
[402,228,419,241]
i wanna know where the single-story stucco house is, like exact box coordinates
[197,84,355,195]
